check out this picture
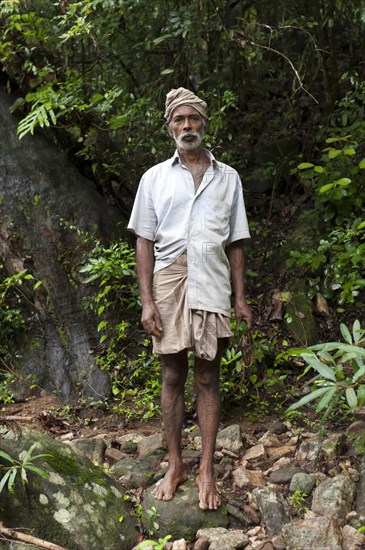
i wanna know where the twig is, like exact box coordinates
[0,416,35,422]
[0,522,69,550]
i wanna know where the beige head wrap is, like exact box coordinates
[164,87,208,122]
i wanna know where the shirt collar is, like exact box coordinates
[170,149,217,167]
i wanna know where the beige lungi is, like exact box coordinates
[152,253,232,361]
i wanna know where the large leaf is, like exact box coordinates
[316,386,337,411]
[346,387,358,410]
[352,364,365,383]
[0,470,12,494]
[0,450,15,463]
[302,354,337,381]
[340,323,352,344]
[287,386,331,411]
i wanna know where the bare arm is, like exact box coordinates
[136,236,163,337]
[226,240,252,328]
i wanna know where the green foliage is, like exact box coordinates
[138,535,172,550]
[0,443,51,495]
[287,320,365,419]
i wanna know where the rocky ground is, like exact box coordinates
[2,393,365,549]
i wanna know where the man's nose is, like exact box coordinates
[183,117,192,130]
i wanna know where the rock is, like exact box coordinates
[193,537,210,550]
[226,503,260,527]
[0,428,137,549]
[269,466,303,484]
[104,446,127,463]
[243,444,266,462]
[346,421,365,435]
[232,467,266,488]
[111,450,164,489]
[138,432,167,456]
[355,457,365,516]
[172,539,188,549]
[271,534,286,549]
[259,422,288,435]
[311,474,356,525]
[196,528,249,549]
[142,478,228,540]
[255,543,274,550]
[266,445,296,460]
[116,432,143,452]
[295,437,321,462]
[67,437,106,463]
[289,472,316,495]
[216,425,244,455]
[342,524,365,549]
[252,487,290,537]
[282,516,343,550]
[258,432,282,448]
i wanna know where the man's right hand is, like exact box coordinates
[141,301,163,337]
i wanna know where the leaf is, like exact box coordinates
[0,451,15,463]
[328,149,342,159]
[357,385,365,406]
[335,177,351,186]
[25,465,50,479]
[287,386,331,411]
[302,354,337,381]
[0,470,13,494]
[352,364,365,384]
[352,319,362,344]
[298,162,314,169]
[314,165,325,173]
[316,386,337,411]
[359,159,365,169]
[160,68,174,75]
[343,148,355,156]
[319,183,334,193]
[340,323,352,344]
[346,387,358,410]
[7,468,18,494]
[97,320,107,332]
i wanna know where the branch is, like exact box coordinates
[0,522,69,550]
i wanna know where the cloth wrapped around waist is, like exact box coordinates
[152,253,232,361]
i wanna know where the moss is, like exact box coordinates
[45,448,105,488]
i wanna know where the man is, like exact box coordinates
[128,87,251,510]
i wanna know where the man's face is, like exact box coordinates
[168,105,206,152]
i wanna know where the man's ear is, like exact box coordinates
[166,122,172,136]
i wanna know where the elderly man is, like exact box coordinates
[128,87,251,510]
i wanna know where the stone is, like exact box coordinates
[342,524,365,550]
[137,432,166,456]
[346,420,365,435]
[252,487,290,537]
[289,472,316,495]
[0,428,137,549]
[295,437,321,462]
[193,537,210,550]
[142,478,228,540]
[172,539,188,549]
[266,445,296,460]
[312,474,356,525]
[111,450,164,489]
[226,503,260,527]
[271,535,286,549]
[243,444,266,462]
[104,446,127,463]
[259,422,288,435]
[233,467,266,488]
[67,436,106,464]
[196,528,249,549]
[355,456,365,516]
[282,516,343,550]
[116,432,143,452]
[216,424,244,455]
[258,432,282,448]
[269,466,303,484]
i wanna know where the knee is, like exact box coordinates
[195,369,219,392]
[163,367,187,390]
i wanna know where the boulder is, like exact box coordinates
[311,474,356,525]
[0,428,137,549]
[282,516,342,550]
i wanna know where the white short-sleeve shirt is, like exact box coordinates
[128,150,250,317]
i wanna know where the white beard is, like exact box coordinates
[173,131,203,151]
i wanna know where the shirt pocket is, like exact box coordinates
[203,198,230,235]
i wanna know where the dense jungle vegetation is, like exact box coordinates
[0,0,364,426]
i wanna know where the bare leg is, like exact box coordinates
[153,350,189,501]
[194,342,223,510]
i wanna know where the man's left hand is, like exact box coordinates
[234,299,252,329]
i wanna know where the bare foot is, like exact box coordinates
[196,471,221,510]
[153,465,187,501]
